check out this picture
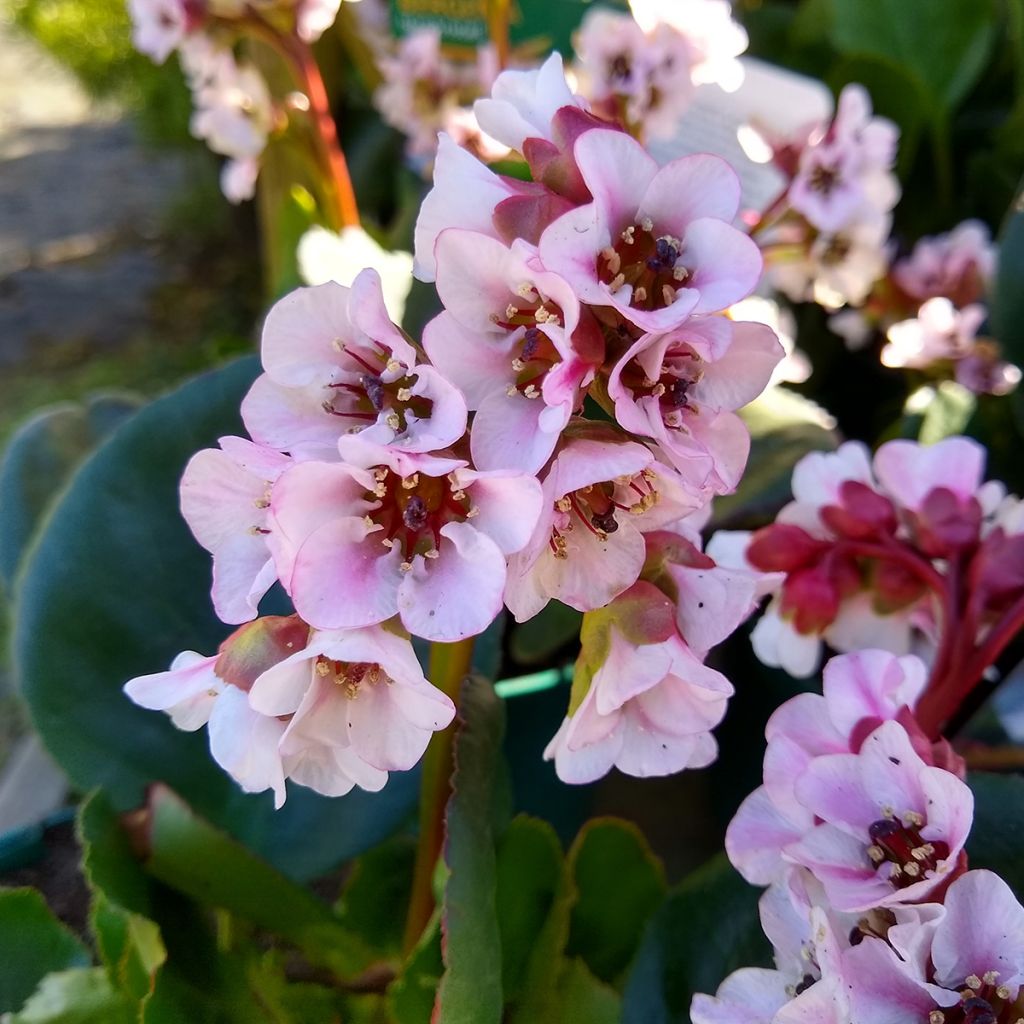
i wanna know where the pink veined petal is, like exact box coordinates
[844,937,940,1024]
[765,692,843,753]
[537,202,615,307]
[207,686,288,807]
[545,712,620,785]
[613,707,718,777]
[289,516,405,629]
[469,388,566,474]
[822,650,927,737]
[548,437,653,497]
[240,374,343,458]
[346,680,438,772]
[690,321,784,412]
[208,533,276,625]
[397,521,507,642]
[685,410,752,494]
[266,459,371,583]
[503,555,553,622]
[347,267,417,366]
[873,436,987,510]
[680,218,763,314]
[724,785,808,885]
[608,286,701,334]
[634,668,731,739]
[282,745,359,798]
[535,515,647,613]
[260,281,355,388]
[670,561,760,655]
[762,735,817,823]
[571,128,659,228]
[931,871,1024,991]
[454,468,544,554]
[791,441,874,508]
[414,134,512,282]
[792,749,882,833]
[180,445,269,553]
[824,595,915,659]
[917,765,974,857]
[592,631,675,715]
[422,311,517,409]
[639,153,742,232]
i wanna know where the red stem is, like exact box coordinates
[834,538,947,596]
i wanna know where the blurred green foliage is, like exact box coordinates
[6,0,194,144]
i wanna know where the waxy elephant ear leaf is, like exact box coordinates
[0,393,142,590]
[14,358,418,880]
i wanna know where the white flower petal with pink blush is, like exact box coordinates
[269,438,541,641]
[873,436,986,514]
[893,219,995,306]
[243,272,466,458]
[786,720,973,912]
[544,583,733,784]
[474,52,585,153]
[296,0,341,42]
[249,624,454,784]
[414,134,523,282]
[690,968,790,1024]
[180,436,291,624]
[538,130,760,332]
[504,437,671,621]
[124,651,223,731]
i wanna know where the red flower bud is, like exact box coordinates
[747,524,827,573]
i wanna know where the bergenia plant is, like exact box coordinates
[9,0,1024,1020]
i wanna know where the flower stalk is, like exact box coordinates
[402,636,476,955]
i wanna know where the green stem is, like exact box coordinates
[401,637,475,955]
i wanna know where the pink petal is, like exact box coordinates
[241,373,343,457]
[639,153,741,232]
[397,521,507,641]
[681,218,763,314]
[455,468,544,554]
[725,786,806,885]
[469,388,567,473]
[571,128,658,228]
[873,436,987,511]
[124,652,221,731]
[691,321,783,412]
[422,311,515,409]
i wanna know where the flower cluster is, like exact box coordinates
[694,648,1024,1024]
[713,435,1024,738]
[842,220,1018,396]
[756,84,899,311]
[126,53,785,800]
[572,0,747,142]
[129,0,344,201]
[372,28,506,166]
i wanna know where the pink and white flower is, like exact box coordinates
[544,581,733,783]
[539,129,762,333]
[426,231,600,471]
[267,436,542,641]
[893,219,996,308]
[129,0,191,63]
[180,436,292,624]
[124,616,313,806]
[726,649,930,885]
[844,870,1024,1024]
[504,435,699,621]
[242,271,466,459]
[607,316,782,492]
[248,624,455,795]
[784,719,972,912]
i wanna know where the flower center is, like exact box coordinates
[866,812,950,889]
[314,657,382,698]
[323,343,433,434]
[819,234,852,266]
[927,972,1024,1024]
[807,160,842,197]
[490,284,565,400]
[597,219,690,312]
[548,469,659,558]
[620,345,702,429]
[365,468,475,568]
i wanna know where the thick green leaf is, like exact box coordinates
[712,388,838,529]
[621,854,771,1024]
[495,816,564,1002]
[0,394,141,589]
[509,603,583,666]
[991,192,1024,366]
[966,771,1024,899]
[566,819,666,985]
[0,889,90,1013]
[144,787,365,973]
[538,959,621,1024]
[436,677,506,1024]
[829,0,997,113]
[7,969,135,1024]
[13,358,418,879]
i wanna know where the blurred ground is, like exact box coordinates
[0,17,258,790]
